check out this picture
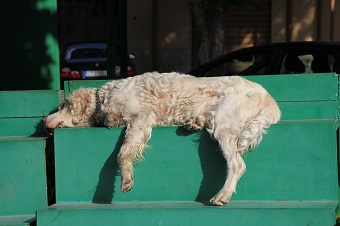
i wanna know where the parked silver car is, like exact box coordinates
[60,42,136,88]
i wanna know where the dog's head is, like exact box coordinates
[43,88,96,135]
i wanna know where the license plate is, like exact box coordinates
[84,70,107,77]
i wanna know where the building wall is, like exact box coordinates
[271,0,340,42]
[127,0,153,74]
[157,0,191,73]
[58,0,108,52]
[3,0,339,90]
[58,0,191,74]
[224,0,271,51]
[127,0,191,73]
[57,0,340,76]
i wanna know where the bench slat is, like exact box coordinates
[0,90,62,118]
[37,201,337,226]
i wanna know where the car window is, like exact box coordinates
[203,52,272,77]
[280,51,335,74]
[68,48,107,60]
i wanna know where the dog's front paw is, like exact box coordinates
[121,181,133,193]
[121,174,134,193]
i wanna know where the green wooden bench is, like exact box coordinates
[0,90,62,225]
[36,73,339,225]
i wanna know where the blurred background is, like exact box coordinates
[0,0,339,90]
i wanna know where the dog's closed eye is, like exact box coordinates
[59,101,70,111]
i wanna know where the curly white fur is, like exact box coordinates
[44,72,281,206]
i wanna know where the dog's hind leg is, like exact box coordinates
[209,128,246,206]
[117,115,154,193]
[210,150,246,206]
[207,99,247,205]
[184,115,206,131]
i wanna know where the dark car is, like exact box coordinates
[189,42,340,77]
[60,42,136,88]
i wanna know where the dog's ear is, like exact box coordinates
[71,101,86,125]
[68,89,93,125]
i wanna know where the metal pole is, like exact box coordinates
[107,0,117,79]
[152,0,159,71]
[119,0,128,78]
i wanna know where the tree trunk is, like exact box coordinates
[190,0,226,68]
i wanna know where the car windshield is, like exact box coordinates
[64,44,107,63]
[203,51,272,76]
[70,48,107,59]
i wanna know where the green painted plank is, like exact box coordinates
[0,139,48,215]
[278,101,338,120]
[64,73,339,102]
[245,73,339,101]
[0,137,48,141]
[0,90,62,117]
[37,201,336,226]
[54,120,338,203]
[44,200,339,209]
[0,118,50,137]
[0,215,35,226]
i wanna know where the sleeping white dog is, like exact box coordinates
[43,72,281,206]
